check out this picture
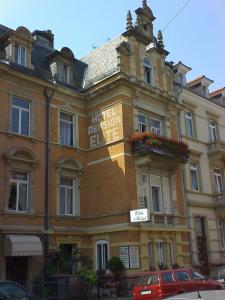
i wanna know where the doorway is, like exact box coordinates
[195,217,209,274]
[6,256,28,286]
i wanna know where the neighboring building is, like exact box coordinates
[174,62,225,274]
[0,1,191,285]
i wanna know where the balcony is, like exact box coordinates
[130,132,190,164]
[208,141,225,161]
[140,213,180,228]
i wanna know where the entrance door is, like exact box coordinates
[195,217,209,274]
[6,256,28,286]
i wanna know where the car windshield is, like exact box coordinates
[137,274,159,286]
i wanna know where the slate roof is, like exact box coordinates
[0,24,87,92]
[81,35,125,89]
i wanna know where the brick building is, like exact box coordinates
[0,1,191,285]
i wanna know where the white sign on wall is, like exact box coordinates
[130,208,150,223]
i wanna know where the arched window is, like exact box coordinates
[57,157,82,216]
[5,147,39,213]
[143,57,153,85]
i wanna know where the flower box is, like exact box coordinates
[130,132,190,164]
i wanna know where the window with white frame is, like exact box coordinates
[60,111,75,146]
[151,175,162,213]
[138,113,148,132]
[8,171,28,212]
[138,113,162,135]
[12,97,30,136]
[219,220,225,248]
[59,177,76,216]
[96,240,109,271]
[150,118,161,135]
[214,169,223,193]
[15,44,26,66]
[209,120,217,142]
[157,240,166,267]
[185,111,194,138]
[143,57,153,85]
[190,162,200,191]
[140,174,171,213]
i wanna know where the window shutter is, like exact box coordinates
[162,177,170,214]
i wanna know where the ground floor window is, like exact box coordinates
[96,240,108,271]
[157,240,166,268]
[219,220,225,248]
[119,245,140,269]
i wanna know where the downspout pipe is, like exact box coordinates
[43,87,54,279]
[175,86,193,266]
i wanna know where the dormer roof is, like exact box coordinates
[174,61,191,74]
[210,87,225,98]
[187,75,213,87]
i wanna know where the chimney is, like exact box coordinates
[32,29,54,49]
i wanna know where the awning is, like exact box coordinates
[5,235,43,256]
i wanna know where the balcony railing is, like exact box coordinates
[140,213,179,227]
[130,132,190,164]
[208,141,225,160]
[213,192,225,207]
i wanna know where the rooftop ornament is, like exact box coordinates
[130,132,190,164]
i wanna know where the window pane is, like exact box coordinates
[60,177,73,186]
[59,186,66,214]
[12,107,19,133]
[191,169,199,191]
[18,183,27,211]
[20,47,26,66]
[21,110,29,135]
[8,182,17,210]
[15,45,19,63]
[13,172,27,181]
[60,121,73,146]
[67,188,73,214]
[97,244,102,270]
[185,112,193,138]
[13,97,29,109]
[152,186,161,212]
[60,112,73,122]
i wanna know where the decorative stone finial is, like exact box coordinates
[126,10,133,30]
[142,0,148,9]
[157,30,164,48]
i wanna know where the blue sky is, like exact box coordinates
[1,0,224,91]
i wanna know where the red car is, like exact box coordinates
[133,268,224,300]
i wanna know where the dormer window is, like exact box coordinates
[15,44,26,66]
[143,57,153,85]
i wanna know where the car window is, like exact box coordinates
[0,283,28,299]
[191,271,205,280]
[137,274,159,285]
[220,269,225,276]
[162,272,174,283]
[175,271,191,281]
